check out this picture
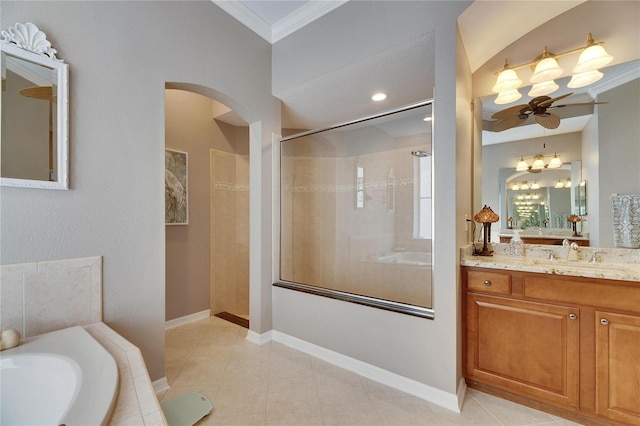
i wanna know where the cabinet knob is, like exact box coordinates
[568,313,577,320]
[483,280,492,286]
[600,318,609,325]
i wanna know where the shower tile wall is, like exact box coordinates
[281,142,431,307]
[210,149,249,317]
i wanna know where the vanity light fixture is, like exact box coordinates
[515,154,562,172]
[371,92,387,102]
[520,182,530,190]
[492,33,613,102]
[555,179,565,189]
[531,182,540,190]
[565,178,572,188]
[511,182,520,191]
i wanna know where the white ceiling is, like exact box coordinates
[212,0,639,139]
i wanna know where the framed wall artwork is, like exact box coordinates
[165,149,188,225]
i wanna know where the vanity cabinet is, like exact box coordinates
[462,267,640,425]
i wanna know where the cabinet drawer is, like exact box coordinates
[467,270,511,295]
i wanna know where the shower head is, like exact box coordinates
[411,150,430,157]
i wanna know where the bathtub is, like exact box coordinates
[0,326,119,426]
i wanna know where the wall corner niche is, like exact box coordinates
[1,22,69,190]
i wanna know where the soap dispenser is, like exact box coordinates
[510,230,524,257]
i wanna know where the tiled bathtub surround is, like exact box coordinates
[85,322,166,425]
[0,256,166,425]
[0,256,102,337]
[461,243,640,281]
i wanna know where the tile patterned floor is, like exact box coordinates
[159,316,582,425]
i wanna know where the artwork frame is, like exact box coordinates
[165,149,188,225]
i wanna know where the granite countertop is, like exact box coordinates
[460,243,640,282]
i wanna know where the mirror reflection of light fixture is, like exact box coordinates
[520,181,530,190]
[491,33,613,103]
[473,205,500,257]
[511,182,520,190]
[515,154,562,171]
[531,182,540,190]
[555,179,565,188]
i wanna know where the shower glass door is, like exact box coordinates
[279,101,433,315]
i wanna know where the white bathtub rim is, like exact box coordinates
[1,325,119,426]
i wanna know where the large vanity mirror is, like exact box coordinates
[480,63,639,248]
[1,22,69,189]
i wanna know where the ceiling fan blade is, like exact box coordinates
[491,104,528,120]
[493,116,528,132]
[551,101,609,108]
[535,113,561,129]
[19,86,54,101]
[538,92,573,108]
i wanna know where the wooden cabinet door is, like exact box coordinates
[465,294,580,409]
[595,311,640,424]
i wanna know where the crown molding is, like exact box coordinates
[213,1,272,43]
[213,0,348,44]
[588,62,640,97]
[272,1,348,43]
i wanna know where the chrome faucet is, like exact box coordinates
[542,249,557,260]
[590,251,605,263]
[566,241,579,261]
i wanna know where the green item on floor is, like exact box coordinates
[161,392,213,426]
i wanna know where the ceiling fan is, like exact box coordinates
[491,93,607,132]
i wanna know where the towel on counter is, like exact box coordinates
[612,194,640,248]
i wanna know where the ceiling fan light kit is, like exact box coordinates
[492,33,613,103]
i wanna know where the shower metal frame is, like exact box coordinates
[276,99,435,320]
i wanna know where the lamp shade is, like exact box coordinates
[530,57,563,83]
[474,205,500,223]
[573,44,613,73]
[548,153,562,168]
[555,180,564,188]
[495,89,522,105]
[568,70,603,88]
[520,182,530,190]
[531,156,546,170]
[531,182,540,190]
[568,214,582,223]
[528,80,559,97]
[492,68,522,92]
[516,157,529,171]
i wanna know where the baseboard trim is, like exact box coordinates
[165,309,211,330]
[246,329,273,345]
[270,330,461,413]
[152,376,170,395]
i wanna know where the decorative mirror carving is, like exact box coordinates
[1,22,69,189]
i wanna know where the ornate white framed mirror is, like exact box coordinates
[1,22,69,189]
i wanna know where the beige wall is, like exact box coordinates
[165,90,250,321]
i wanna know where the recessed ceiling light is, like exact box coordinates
[371,92,387,102]
[423,116,432,122]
